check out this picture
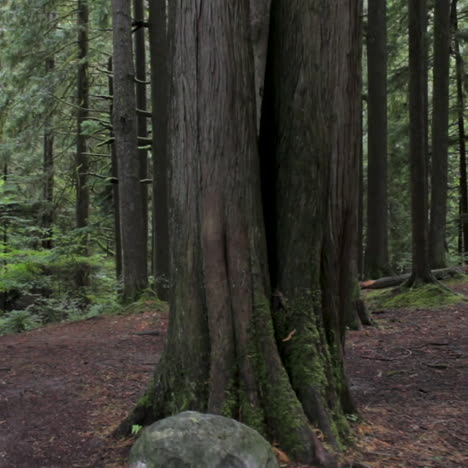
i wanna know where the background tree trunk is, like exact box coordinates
[407,0,433,284]
[451,0,468,261]
[76,0,90,287]
[365,0,390,278]
[149,0,170,300]
[108,57,122,279]
[133,0,148,247]
[42,52,55,250]
[429,0,451,268]
[112,0,148,302]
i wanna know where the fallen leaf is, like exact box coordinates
[272,447,290,464]
[282,329,296,342]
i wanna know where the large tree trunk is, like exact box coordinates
[121,1,360,465]
[76,0,90,287]
[429,0,451,268]
[148,0,170,300]
[451,0,468,261]
[133,0,148,248]
[407,0,434,285]
[365,0,390,278]
[112,0,148,302]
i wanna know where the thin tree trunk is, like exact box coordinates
[407,0,433,284]
[112,0,148,302]
[1,164,7,311]
[365,0,390,278]
[42,56,54,250]
[358,103,364,279]
[108,57,122,279]
[76,0,90,287]
[148,0,170,300]
[429,1,451,268]
[451,0,468,261]
[133,0,148,245]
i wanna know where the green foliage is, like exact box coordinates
[0,309,42,335]
[0,239,120,335]
[131,425,142,436]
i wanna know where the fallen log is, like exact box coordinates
[360,267,466,290]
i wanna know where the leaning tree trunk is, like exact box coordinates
[120,1,357,466]
[148,0,170,300]
[76,0,90,287]
[451,0,468,261]
[365,0,390,279]
[407,0,434,285]
[429,0,451,268]
[111,0,148,302]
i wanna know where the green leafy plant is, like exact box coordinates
[0,309,42,335]
[131,424,142,435]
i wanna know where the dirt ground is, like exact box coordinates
[0,286,466,468]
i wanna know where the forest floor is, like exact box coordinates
[0,284,466,468]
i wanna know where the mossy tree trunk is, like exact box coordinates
[122,1,358,465]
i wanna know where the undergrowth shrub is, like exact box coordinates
[0,242,120,335]
[0,309,42,335]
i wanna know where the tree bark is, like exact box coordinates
[148,0,170,300]
[76,0,90,287]
[112,0,148,302]
[451,0,468,261]
[407,0,434,285]
[108,57,122,279]
[429,0,451,268]
[133,0,148,246]
[249,0,271,132]
[42,52,55,250]
[119,1,362,466]
[365,0,390,278]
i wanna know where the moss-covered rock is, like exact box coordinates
[129,411,279,468]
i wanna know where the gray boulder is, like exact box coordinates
[129,411,279,468]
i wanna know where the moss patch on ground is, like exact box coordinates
[366,283,463,310]
[445,273,468,288]
[121,295,168,315]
